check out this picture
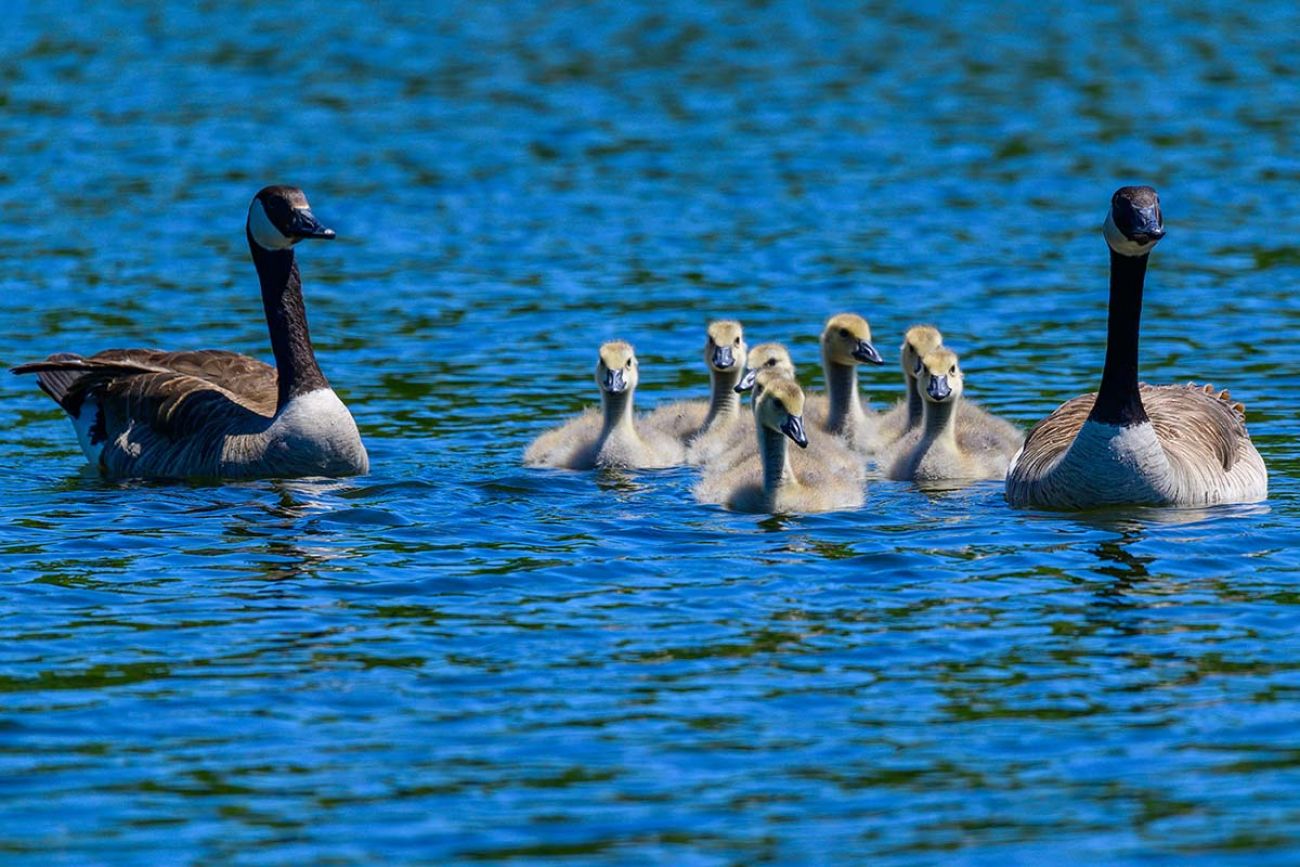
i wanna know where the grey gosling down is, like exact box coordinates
[807,312,886,454]
[524,341,686,470]
[12,185,368,480]
[644,319,748,464]
[695,370,866,513]
[1005,185,1267,508]
[879,347,1021,481]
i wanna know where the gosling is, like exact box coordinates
[878,347,1023,481]
[645,320,748,464]
[695,370,866,513]
[524,341,686,469]
[809,313,886,454]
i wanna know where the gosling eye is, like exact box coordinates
[626,359,633,368]
[913,358,923,374]
[949,365,957,375]
[766,359,776,367]
[734,337,741,345]
[838,328,850,338]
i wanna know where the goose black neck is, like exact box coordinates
[1090,249,1149,426]
[249,231,329,407]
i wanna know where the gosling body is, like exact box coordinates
[524,341,686,470]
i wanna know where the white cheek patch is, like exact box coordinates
[248,199,295,250]
[1103,210,1158,257]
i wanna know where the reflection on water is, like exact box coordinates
[0,0,1299,863]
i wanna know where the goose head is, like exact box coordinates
[1103,185,1165,258]
[705,320,747,374]
[901,324,943,384]
[754,374,809,449]
[596,341,639,395]
[918,347,964,404]
[821,313,884,366]
[736,342,796,393]
[247,185,336,252]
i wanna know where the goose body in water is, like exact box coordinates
[879,347,1022,481]
[524,341,685,470]
[13,186,368,480]
[1005,186,1267,509]
[695,370,865,513]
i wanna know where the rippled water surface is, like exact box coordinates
[3,1,1300,863]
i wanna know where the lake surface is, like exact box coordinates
[2,1,1299,863]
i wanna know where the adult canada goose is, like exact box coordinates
[695,370,865,513]
[644,320,748,464]
[809,313,886,454]
[879,347,1021,481]
[524,341,685,470]
[12,185,368,480]
[1005,185,1267,508]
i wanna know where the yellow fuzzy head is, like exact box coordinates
[736,342,796,393]
[918,346,963,403]
[901,325,943,380]
[821,313,884,366]
[755,374,809,448]
[596,340,638,394]
[704,319,747,372]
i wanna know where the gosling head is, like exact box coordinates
[596,340,638,395]
[735,342,796,393]
[247,185,336,252]
[705,320,747,373]
[901,325,943,383]
[821,313,884,366]
[754,374,809,449]
[1103,185,1165,258]
[918,347,964,404]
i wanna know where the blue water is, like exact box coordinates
[2,1,1300,863]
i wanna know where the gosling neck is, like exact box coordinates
[1090,249,1149,426]
[758,423,796,496]
[703,365,742,428]
[823,351,866,434]
[599,387,636,439]
[920,394,959,448]
[905,374,924,429]
[249,230,330,409]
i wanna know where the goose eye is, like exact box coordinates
[913,358,923,374]
[734,337,741,345]
[838,328,850,338]
[766,359,775,367]
[626,359,633,368]
[949,365,957,374]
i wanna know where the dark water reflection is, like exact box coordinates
[1,0,1299,863]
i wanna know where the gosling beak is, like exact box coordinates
[712,344,735,370]
[853,340,885,365]
[603,368,627,393]
[780,414,809,449]
[734,368,758,393]
[927,374,952,401]
[288,207,336,240]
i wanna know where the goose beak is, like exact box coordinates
[712,345,735,369]
[780,414,809,449]
[927,374,952,401]
[734,368,758,393]
[288,208,336,240]
[853,340,885,365]
[603,368,627,394]
[1124,206,1165,245]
